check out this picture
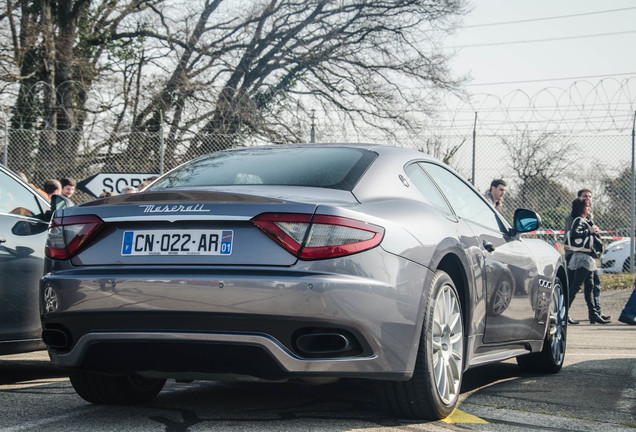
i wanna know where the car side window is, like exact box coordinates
[404,163,452,214]
[420,162,501,231]
[0,171,44,219]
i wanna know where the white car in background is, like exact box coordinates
[600,238,635,273]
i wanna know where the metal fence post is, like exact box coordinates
[471,111,477,186]
[310,109,316,143]
[2,119,7,166]
[631,111,635,273]
[159,111,165,175]
[1,105,7,166]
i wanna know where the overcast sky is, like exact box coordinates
[433,2,636,189]
[433,0,636,138]
[447,0,636,96]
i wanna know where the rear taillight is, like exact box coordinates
[45,215,104,260]
[252,213,384,260]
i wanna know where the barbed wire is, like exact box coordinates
[433,77,636,135]
[1,77,636,135]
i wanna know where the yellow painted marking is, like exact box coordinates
[441,408,489,424]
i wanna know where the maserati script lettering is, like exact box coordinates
[140,204,210,213]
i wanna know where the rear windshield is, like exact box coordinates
[151,147,377,191]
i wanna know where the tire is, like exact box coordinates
[622,257,632,273]
[516,277,566,373]
[378,270,464,420]
[69,371,166,404]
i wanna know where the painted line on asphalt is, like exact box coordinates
[566,353,636,357]
[442,408,489,424]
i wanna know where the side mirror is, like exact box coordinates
[51,194,72,213]
[512,208,541,234]
[12,220,48,236]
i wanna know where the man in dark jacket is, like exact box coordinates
[485,179,506,212]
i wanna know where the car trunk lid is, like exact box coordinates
[62,189,357,266]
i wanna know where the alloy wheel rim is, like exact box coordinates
[431,284,463,404]
[549,282,566,365]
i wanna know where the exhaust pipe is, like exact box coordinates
[42,328,71,350]
[295,332,353,355]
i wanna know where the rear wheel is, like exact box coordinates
[378,270,464,419]
[69,371,166,404]
[622,257,632,273]
[516,277,566,373]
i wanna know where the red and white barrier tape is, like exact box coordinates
[526,230,632,241]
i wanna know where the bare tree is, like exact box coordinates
[417,136,466,166]
[2,0,161,181]
[1,0,468,177]
[123,0,468,161]
[502,129,574,213]
[504,130,572,181]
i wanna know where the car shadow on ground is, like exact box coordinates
[460,360,526,394]
[0,355,64,385]
[144,363,534,429]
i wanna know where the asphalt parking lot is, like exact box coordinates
[452,286,636,431]
[1,288,635,432]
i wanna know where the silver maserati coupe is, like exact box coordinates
[40,144,568,419]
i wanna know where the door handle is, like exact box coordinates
[0,237,6,244]
[483,240,495,253]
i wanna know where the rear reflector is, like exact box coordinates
[252,213,384,260]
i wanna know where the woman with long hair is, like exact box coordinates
[567,197,609,324]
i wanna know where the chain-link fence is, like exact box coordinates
[439,132,633,233]
[0,128,245,204]
[1,125,634,248]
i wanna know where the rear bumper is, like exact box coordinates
[41,254,431,380]
[46,330,407,381]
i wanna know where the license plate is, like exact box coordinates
[121,230,233,256]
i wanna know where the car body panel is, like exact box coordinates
[466,218,537,343]
[42,248,431,379]
[0,166,50,354]
[67,190,322,267]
